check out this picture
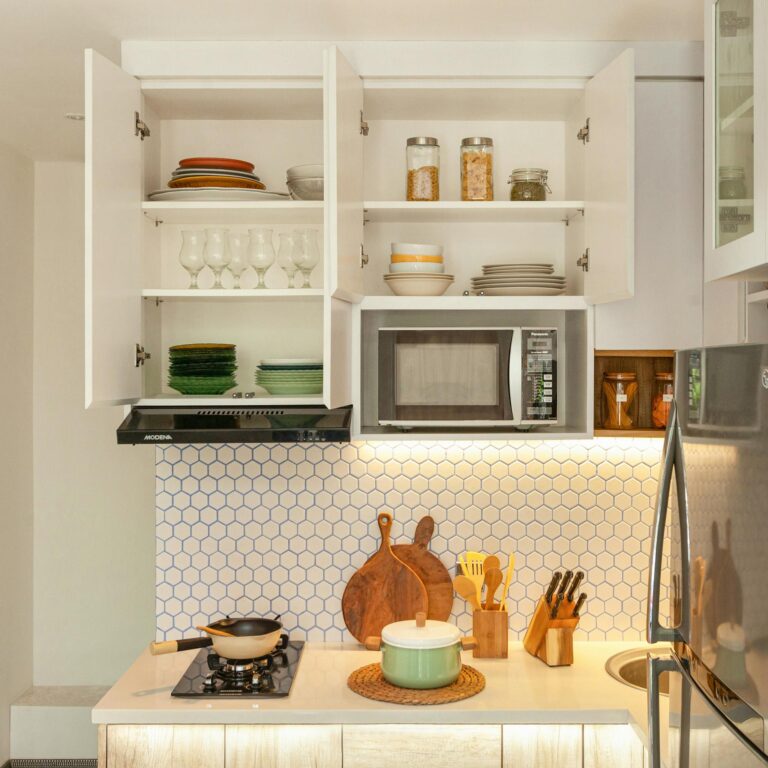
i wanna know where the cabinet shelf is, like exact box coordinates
[137,395,325,407]
[594,428,665,438]
[142,289,324,300]
[363,201,585,224]
[718,199,753,207]
[142,201,323,225]
[360,295,587,311]
[747,288,768,304]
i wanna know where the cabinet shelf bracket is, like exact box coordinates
[143,212,164,227]
[562,208,584,227]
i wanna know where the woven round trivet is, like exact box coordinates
[347,663,485,705]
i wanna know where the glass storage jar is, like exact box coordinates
[406,137,440,201]
[719,166,747,200]
[601,372,639,430]
[508,168,551,201]
[652,372,674,428]
[460,137,493,201]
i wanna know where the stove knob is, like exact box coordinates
[260,671,275,692]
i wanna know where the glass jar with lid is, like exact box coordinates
[508,168,551,201]
[601,372,639,430]
[719,166,747,200]
[406,137,440,201]
[460,137,493,201]
[652,372,674,428]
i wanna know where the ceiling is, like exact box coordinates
[1,0,703,161]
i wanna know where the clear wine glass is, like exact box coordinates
[227,232,250,289]
[178,230,206,289]
[248,228,276,289]
[204,228,231,289]
[292,228,320,288]
[277,232,297,288]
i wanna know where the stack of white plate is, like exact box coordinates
[470,263,566,296]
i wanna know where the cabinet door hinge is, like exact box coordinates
[360,243,369,267]
[577,248,590,272]
[577,117,590,144]
[359,111,369,136]
[135,111,151,141]
[135,343,152,367]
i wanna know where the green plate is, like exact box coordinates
[258,382,323,395]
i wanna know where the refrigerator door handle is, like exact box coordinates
[647,653,678,768]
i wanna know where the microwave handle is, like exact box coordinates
[508,330,523,423]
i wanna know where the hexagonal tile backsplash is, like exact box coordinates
[156,439,662,642]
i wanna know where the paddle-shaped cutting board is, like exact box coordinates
[342,512,428,643]
[392,516,453,621]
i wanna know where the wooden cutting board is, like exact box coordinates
[392,516,453,621]
[342,512,428,643]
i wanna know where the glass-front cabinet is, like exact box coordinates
[705,0,767,281]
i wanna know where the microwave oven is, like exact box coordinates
[377,327,558,428]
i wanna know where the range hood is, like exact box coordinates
[116,406,352,444]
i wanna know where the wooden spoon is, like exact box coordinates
[483,567,503,610]
[453,575,481,610]
[196,625,235,638]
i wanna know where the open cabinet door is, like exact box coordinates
[324,46,365,302]
[84,49,143,407]
[583,49,635,305]
[323,297,353,408]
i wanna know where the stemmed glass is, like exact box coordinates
[204,228,231,289]
[227,232,250,289]
[179,230,206,289]
[248,228,276,289]
[292,228,320,288]
[277,232,298,288]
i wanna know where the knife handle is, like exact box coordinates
[572,592,587,617]
[550,593,564,619]
[566,571,584,603]
[544,571,562,604]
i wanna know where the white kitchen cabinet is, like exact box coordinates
[704,0,767,281]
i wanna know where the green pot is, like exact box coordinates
[379,615,464,689]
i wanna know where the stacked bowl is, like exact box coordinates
[286,164,324,200]
[384,243,454,296]
[168,343,237,395]
[255,358,324,395]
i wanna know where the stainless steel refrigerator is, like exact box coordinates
[647,344,768,767]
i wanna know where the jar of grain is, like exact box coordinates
[460,137,494,201]
[508,168,551,201]
[406,137,440,201]
[601,372,639,430]
[651,372,674,428]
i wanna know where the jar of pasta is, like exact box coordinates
[406,137,440,201]
[652,372,674,428]
[601,372,639,430]
[460,137,494,201]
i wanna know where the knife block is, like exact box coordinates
[472,609,509,658]
[523,596,579,667]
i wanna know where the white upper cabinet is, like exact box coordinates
[84,49,144,407]
[704,0,767,281]
[324,46,365,302]
[582,49,636,304]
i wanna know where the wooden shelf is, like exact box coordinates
[363,201,584,224]
[142,200,323,225]
[361,295,587,311]
[595,429,666,439]
[142,288,324,300]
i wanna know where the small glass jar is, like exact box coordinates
[652,372,674,428]
[508,168,551,201]
[406,137,440,201]
[719,166,747,200]
[460,137,494,201]
[601,372,639,430]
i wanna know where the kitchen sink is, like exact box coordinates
[605,648,669,695]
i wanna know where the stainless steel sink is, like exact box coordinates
[605,648,669,695]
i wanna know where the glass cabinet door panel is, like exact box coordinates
[715,0,755,248]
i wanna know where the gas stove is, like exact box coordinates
[171,635,305,698]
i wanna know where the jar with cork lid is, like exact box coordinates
[601,372,639,430]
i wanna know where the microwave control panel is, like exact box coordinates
[521,328,557,422]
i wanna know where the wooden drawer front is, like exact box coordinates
[584,725,644,768]
[106,725,225,768]
[343,724,502,768]
[226,725,342,768]
[503,724,582,768]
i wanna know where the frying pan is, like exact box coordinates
[149,616,284,660]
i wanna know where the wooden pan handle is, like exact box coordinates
[377,512,393,548]
[150,640,179,656]
[149,637,212,656]
[461,636,478,651]
[364,636,382,651]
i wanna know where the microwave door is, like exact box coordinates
[508,328,523,425]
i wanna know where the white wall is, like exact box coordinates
[0,141,34,762]
[32,162,156,685]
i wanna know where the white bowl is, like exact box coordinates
[287,164,324,180]
[389,261,445,274]
[383,274,454,296]
[287,178,324,200]
[390,242,443,257]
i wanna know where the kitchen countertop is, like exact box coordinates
[93,641,667,739]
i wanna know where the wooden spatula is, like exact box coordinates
[483,567,503,610]
[453,575,481,610]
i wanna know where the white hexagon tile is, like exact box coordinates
[156,439,665,642]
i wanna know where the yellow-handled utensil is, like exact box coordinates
[464,551,487,604]
[499,554,516,612]
[453,575,481,610]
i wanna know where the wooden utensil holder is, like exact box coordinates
[472,609,509,658]
[523,596,579,667]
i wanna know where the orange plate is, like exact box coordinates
[178,157,255,173]
[168,176,266,190]
[391,253,444,263]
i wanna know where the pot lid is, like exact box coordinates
[381,613,461,649]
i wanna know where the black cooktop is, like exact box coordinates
[171,641,305,698]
